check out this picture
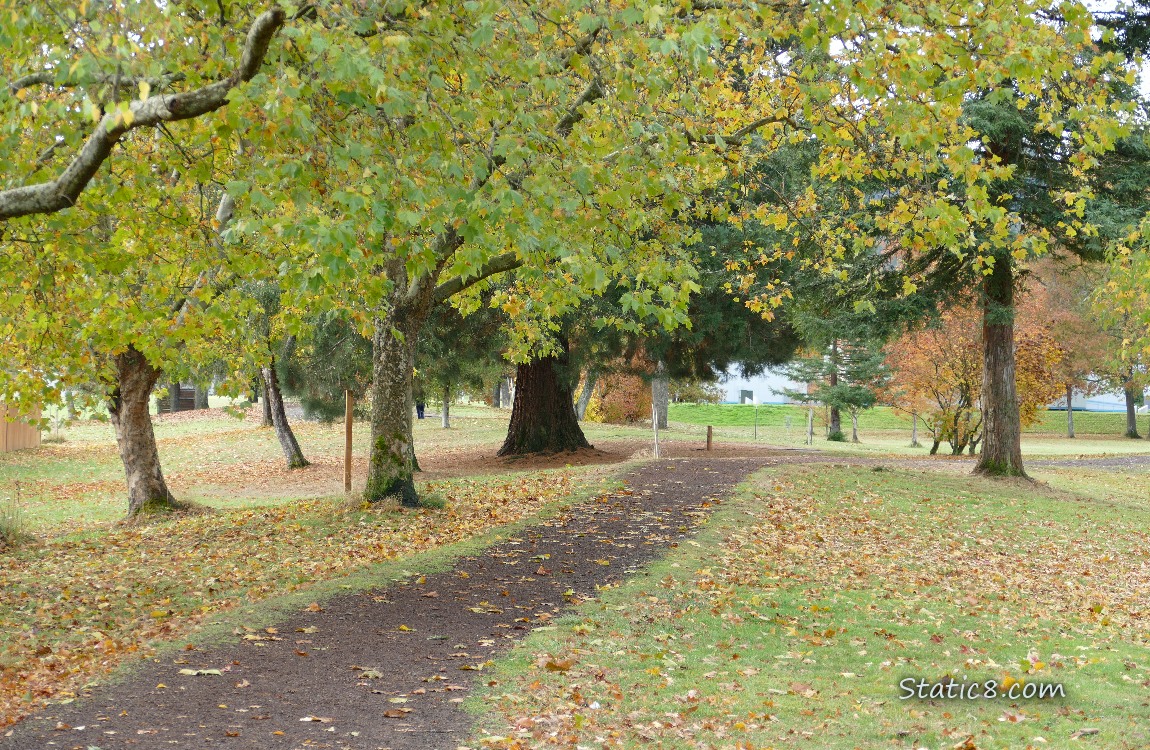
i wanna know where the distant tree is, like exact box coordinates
[884,296,1065,454]
[779,338,889,443]
[280,312,372,423]
[416,302,509,430]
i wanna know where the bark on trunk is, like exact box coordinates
[850,411,859,442]
[974,257,1026,477]
[1065,383,1075,438]
[260,379,273,427]
[366,308,424,506]
[575,371,597,421]
[441,385,451,429]
[910,413,920,447]
[261,356,309,469]
[651,360,669,429]
[968,436,981,455]
[499,341,591,456]
[194,384,210,410]
[1124,375,1142,439]
[827,340,842,439]
[492,379,502,409]
[108,347,183,516]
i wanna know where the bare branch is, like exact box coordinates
[0,6,286,222]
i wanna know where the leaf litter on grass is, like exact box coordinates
[0,471,589,727]
[472,465,1150,750]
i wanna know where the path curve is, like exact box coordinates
[3,456,822,750]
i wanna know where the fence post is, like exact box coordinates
[706,425,713,451]
[344,390,353,493]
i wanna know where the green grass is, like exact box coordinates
[668,402,1147,437]
[0,461,618,724]
[468,464,1150,749]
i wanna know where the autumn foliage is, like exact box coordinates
[584,372,653,425]
[884,289,1064,454]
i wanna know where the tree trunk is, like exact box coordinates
[910,413,920,447]
[827,340,842,439]
[850,411,859,442]
[651,360,669,429]
[930,439,941,455]
[168,379,179,414]
[194,384,210,410]
[1065,383,1075,438]
[499,341,591,456]
[492,379,502,409]
[441,385,451,429]
[500,376,511,408]
[108,347,183,516]
[260,379,273,427]
[968,435,981,455]
[974,257,1026,477]
[261,356,309,469]
[1124,374,1141,439]
[366,308,424,506]
[575,370,597,421]
[806,406,814,445]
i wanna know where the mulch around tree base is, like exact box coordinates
[3,457,773,750]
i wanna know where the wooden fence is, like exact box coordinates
[1,404,40,453]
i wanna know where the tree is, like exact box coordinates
[730,5,1133,476]
[248,283,309,469]
[416,300,509,431]
[0,180,260,515]
[884,295,1065,455]
[1029,260,1110,437]
[779,337,888,443]
[226,3,798,503]
[1093,246,1150,438]
[0,4,284,220]
[279,312,373,423]
[499,333,591,456]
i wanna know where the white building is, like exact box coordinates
[719,367,804,404]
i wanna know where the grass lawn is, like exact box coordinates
[0,407,622,726]
[469,464,1150,749]
[3,404,1148,740]
[668,402,1148,437]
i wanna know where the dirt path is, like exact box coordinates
[3,456,807,750]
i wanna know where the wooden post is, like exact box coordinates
[343,390,353,493]
[652,400,660,459]
[706,425,712,451]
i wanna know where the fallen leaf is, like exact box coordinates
[382,708,412,718]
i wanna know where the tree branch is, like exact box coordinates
[0,6,286,222]
[7,71,187,96]
[555,78,605,139]
[685,114,798,146]
[431,251,523,305]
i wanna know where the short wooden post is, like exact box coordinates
[652,400,660,459]
[343,390,353,493]
[706,425,713,451]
